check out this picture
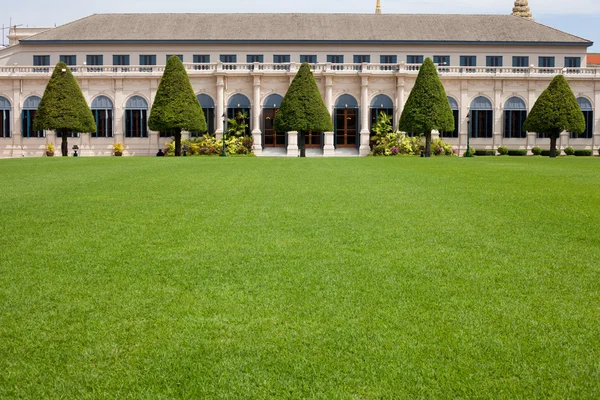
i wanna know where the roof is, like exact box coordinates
[587,54,600,65]
[20,13,592,46]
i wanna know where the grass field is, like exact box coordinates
[1,156,599,399]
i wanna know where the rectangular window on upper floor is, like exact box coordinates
[247,55,264,63]
[193,55,210,63]
[220,55,237,63]
[353,55,370,64]
[139,55,156,65]
[60,55,77,66]
[166,55,183,62]
[300,55,317,63]
[113,55,130,66]
[486,56,503,67]
[327,55,344,64]
[565,57,581,68]
[433,55,450,66]
[539,57,555,68]
[86,55,103,66]
[513,56,529,68]
[273,55,290,63]
[407,55,423,64]
[33,55,50,66]
[460,56,476,67]
[380,55,397,64]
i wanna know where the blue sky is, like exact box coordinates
[2,0,598,51]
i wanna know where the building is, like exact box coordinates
[0,1,598,157]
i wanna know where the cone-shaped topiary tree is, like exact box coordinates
[523,74,585,158]
[399,58,454,157]
[33,61,96,156]
[149,56,206,156]
[275,63,333,157]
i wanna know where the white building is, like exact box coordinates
[0,2,598,157]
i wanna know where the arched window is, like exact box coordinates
[504,97,527,138]
[227,93,251,136]
[0,96,10,138]
[572,97,593,139]
[125,96,148,138]
[441,97,459,138]
[263,94,285,147]
[91,96,114,138]
[193,94,215,137]
[470,96,493,138]
[22,96,44,138]
[370,94,394,134]
[334,94,359,147]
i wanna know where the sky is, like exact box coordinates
[2,0,598,51]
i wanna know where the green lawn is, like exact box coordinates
[1,156,599,399]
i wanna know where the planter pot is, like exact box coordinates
[46,151,54,157]
[114,151,123,157]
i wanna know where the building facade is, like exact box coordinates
[0,7,598,157]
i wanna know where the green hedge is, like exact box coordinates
[507,149,528,156]
[474,149,496,156]
[541,149,562,157]
[574,149,593,157]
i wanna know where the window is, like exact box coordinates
[433,55,450,66]
[193,55,210,64]
[247,55,264,63]
[571,98,593,139]
[227,94,251,136]
[33,55,50,73]
[470,96,493,138]
[369,94,394,135]
[565,57,581,68]
[220,55,237,63]
[441,97,459,138]
[60,55,77,66]
[407,55,423,64]
[381,55,397,64]
[91,96,113,138]
[21,96,44,138]
[139,55,156,72]
[327,55,344,63]
[539,57,555,73]
[113,55,130,72]
[504,97,527,138]
[486,56,503,67]
[194,94,215,137]
[300,55,317,63]
[166,55,183,62]
[86,55,103,72]
[513,56,529,67]
[353,55,370,63]
[273,55,290,63]
[0,96,10,138]
[125,96,148,138]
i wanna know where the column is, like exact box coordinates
[113,78,124,148]
[493,82,503,150]
[215,75,225,139]
[594,82,600,153]
[323,131,335,156]
[12,79,21,157]
[459,81,469,155]
[527,85,537,153]
[251,75,262,155]
[394,77,404,132]
[286,131,299,157]
[359,75,370,156]
[325,75,333,117]
[149,78,159,155]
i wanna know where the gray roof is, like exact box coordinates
[21,13,592,46]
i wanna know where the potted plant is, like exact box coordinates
[113,142,124,156]
[46,143,55,157]
[72,145,79,157]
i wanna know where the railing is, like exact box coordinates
[2,63,600,77]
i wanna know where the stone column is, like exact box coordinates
[12,80,21,157]
[323,131,335,156]
[287,131,299,157]
[251,75,262,155]
[493,83,503,150]
[527,84,537,153]
[216,75,225,139]
[359,76,370,156]
[325,75,333,117]
[394,77,404,132]
[113,78,124,148]
[459,81,469,155]
[594,82,600,153]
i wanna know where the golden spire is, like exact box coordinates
[375,0,382,14]
[512,0,533,20]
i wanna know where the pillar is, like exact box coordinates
[12,80,21,157]
[251,75,262,155]
[325,75,333,117]
[394,77,404,132]
[359,76,370,156]
[323,131,335,156]
[287,131,299,157]
[216,75,225,139]
[493,83,503,150]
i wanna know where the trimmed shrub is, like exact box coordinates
[541,149,562,156]
[497,145,508,155]
[507,149,528,156]
[531,146,542,155]
[475,149,496,156]
[574,149,593,157]
[564,146,575,156]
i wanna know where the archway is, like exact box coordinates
[91,96,114,138]
[263,94,285,147]
[470,96,493,138]
[196,94,215,136]
[370,94,394,133]
[335,94,359,148]
[227,93,251,136]
[0,96,11,138]
[503,97,527,138]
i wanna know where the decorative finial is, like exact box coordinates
[375,0,382,14]
[512,0,533,20]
